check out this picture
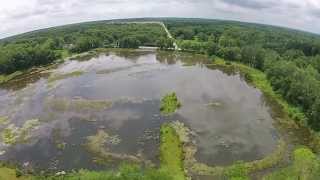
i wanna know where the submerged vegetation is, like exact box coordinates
[1,119,40,145]
[0,116,9,126]
[45,98,113,113]
[84,130,140,165]
[160,93,181,115]
[47,71,84,83]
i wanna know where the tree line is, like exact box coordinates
[0,23,169,74]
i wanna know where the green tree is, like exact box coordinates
[206,41,219,56]
[241,46,266,69]
[219,47,241,61]
[119,37,141,48]
[157,38,174,49]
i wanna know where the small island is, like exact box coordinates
[160,92,182,115]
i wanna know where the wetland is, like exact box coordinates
[0,49,285,179]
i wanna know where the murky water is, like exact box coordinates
[0,49,278,171]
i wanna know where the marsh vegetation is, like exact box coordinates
[160,93,181,115]
[1,119,40,145]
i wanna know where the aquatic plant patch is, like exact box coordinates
[0,116,9,126]
[47,70,84,83]
[84,130,140,165]
[160,92,181,115]
[1,119,40,145]
[45,98,113,113]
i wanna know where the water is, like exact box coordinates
[0,49,279,171]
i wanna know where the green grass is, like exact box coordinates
[263,148,320,180]
[0,167,31,180]
[1,165,173,180]
[50,165,172,180]
[160,93,181,115]
[0,71,23,84]
[224,162,249,180]
[160,124,185,180]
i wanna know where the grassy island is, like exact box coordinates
[160,92,181,115]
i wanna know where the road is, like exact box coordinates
[110,21,180,50]
[159,22,180,50]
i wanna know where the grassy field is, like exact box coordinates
[263,148,320,180]
[0,165,174,180]
[160,123,186,180]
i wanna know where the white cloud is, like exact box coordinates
[0,0,320,39]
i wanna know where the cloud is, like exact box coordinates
[220,0,275,10]
[0,0,319,39]
[310,7,320,18]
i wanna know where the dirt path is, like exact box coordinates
[111,21,180,50]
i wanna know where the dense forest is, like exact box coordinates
[164,19,320,131]
[0,22,168,74]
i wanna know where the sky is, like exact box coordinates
[1,0,320,39]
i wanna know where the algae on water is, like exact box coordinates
[0,116,9,126]
[1,119,40,145]
[52,128,67,150]
[45,98,113,113]
[85,130,109,154]
[47,70,84,83]
[84,130,140,164]
[2,124,19,145]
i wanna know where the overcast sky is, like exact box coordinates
[1,0,320,39]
